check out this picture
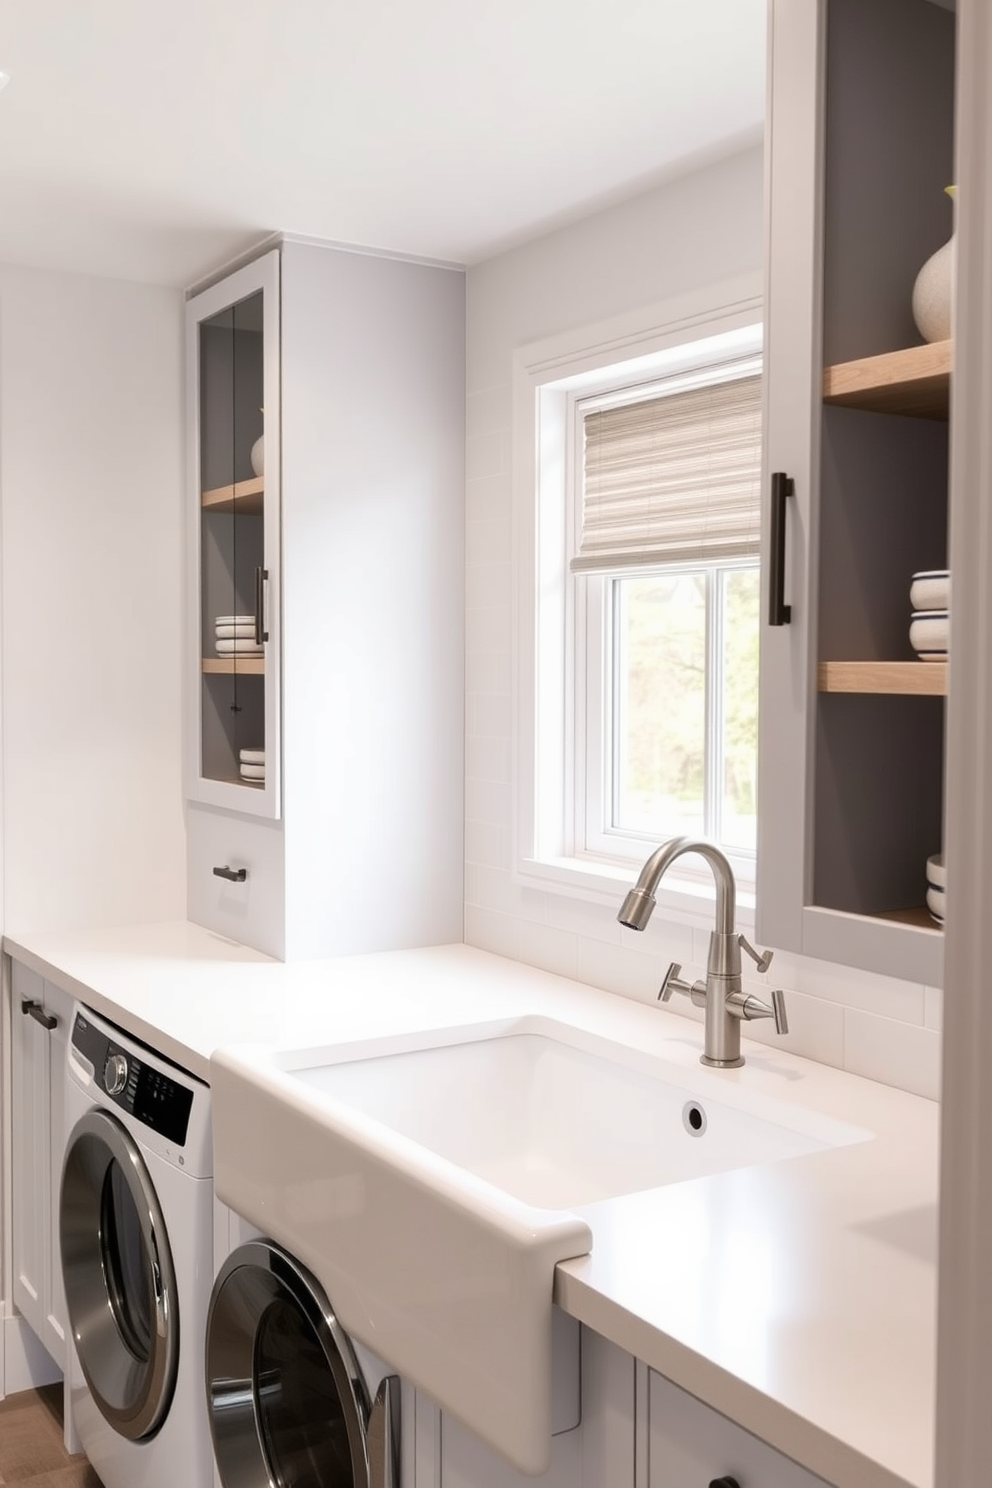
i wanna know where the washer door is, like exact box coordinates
[60,1107,179,1440]
[206,1241,398,1488]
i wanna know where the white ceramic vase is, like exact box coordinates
[912,186,956,344]
[250,434,264,477]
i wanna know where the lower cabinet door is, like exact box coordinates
[11,962,71,1371]
[648,1371,833,1488]
[11,964,50,1344]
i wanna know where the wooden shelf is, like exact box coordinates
[822,340,951,419]
[201,476,264,513]
[873,904,943,932]
[818,660,947,695]
[201,657,265,676]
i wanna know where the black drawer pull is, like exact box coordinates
[21,999,57,1031]
[709,1478,741,1488]
[768,470,794,626]
[213,865,248,883]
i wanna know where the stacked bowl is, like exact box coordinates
[239,748,265,786]
[926,852,945,925]
[909,569,949,661]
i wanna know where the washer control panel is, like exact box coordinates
[71,1011,194,1146]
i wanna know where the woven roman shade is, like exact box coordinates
[572,367,762,573]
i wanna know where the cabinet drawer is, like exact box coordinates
[186,803,285,958]
[648,1371,832,1488]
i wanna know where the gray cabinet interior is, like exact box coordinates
[758,0,956,984]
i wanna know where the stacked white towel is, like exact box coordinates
[215,614,263,657]
[240,748,265,785]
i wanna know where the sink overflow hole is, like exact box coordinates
[682,1101,707,1137]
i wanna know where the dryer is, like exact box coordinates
[207,1209,401,1488]
[59,1003,216,1488]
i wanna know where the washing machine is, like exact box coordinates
[206,1204,402,1488]
[59,1002,216,1488]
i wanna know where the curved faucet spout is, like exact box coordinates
[618,836,736,935]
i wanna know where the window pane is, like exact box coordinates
[613,572,706,838]
[720,567,759,851]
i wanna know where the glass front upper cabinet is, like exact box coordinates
[186,251,280,818]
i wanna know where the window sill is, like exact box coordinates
[516,853,756,933]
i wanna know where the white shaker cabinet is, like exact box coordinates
[757,0,955,986]
[185,239,465,961]
[10,961,72,1371]
[647,1370,833,1488]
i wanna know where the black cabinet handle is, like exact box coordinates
[213,865,248,883]
[254,566,269,646]
[768,471,794,626]
[21,998,57,1031]
[709,1478,741,1488]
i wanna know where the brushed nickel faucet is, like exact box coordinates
[618,836,788,1068]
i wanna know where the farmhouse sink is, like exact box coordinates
[210,1015,870,1474]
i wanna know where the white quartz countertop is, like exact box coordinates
[4,920,938,1488]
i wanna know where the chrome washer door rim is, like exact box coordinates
[206,1240,373,1488]
[60,1107,179,1440]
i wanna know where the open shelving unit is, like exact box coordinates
[818,660,947,695]
[818,340,950,699]
[822,339,951,418]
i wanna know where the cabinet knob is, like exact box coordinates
[21,998,57,1031]
[709,1478,741,1488]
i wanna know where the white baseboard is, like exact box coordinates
[2,1313,61,1397]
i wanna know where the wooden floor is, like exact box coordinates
[0,1385,103,1487]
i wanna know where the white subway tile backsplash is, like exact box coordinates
[623,916,696,965]
[471,691,511,740]
[465,734,510,785]
[545,894,623,945]
[466,473,508,523]
[473,864,546,921]
[464,819,506,870]
[466,648,512,697]
[843,1009,941,1101]
[577,935,673,1006]
[467,383,512,436]
[467,516,512,566]
[465,561,512,614]
[465,903,520,960]
[464,777,511,826]
[466,429,508,480]
[767,949,926,1026]
[516,919,580,982]
[738,986,846,1071]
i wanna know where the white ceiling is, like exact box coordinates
[0,0,766,288]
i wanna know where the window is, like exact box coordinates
[516,307,763,911]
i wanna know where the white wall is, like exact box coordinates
[0,264,187,934]
[464,145,942,1101]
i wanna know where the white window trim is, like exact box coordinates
[511,275,763,929]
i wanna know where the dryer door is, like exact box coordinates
[60,1107,179,1440]
[206,1240,399,1488]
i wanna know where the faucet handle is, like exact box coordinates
[738,933,774,974]
[658,962,688,1002]
[728,987,789,1036]
[659,964,708,1009]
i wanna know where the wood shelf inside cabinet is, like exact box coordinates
[201,476,264,513]
[202,657,265,676]
[818,660,947,696]
[822,340,951,419]
[872,904,942,933]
